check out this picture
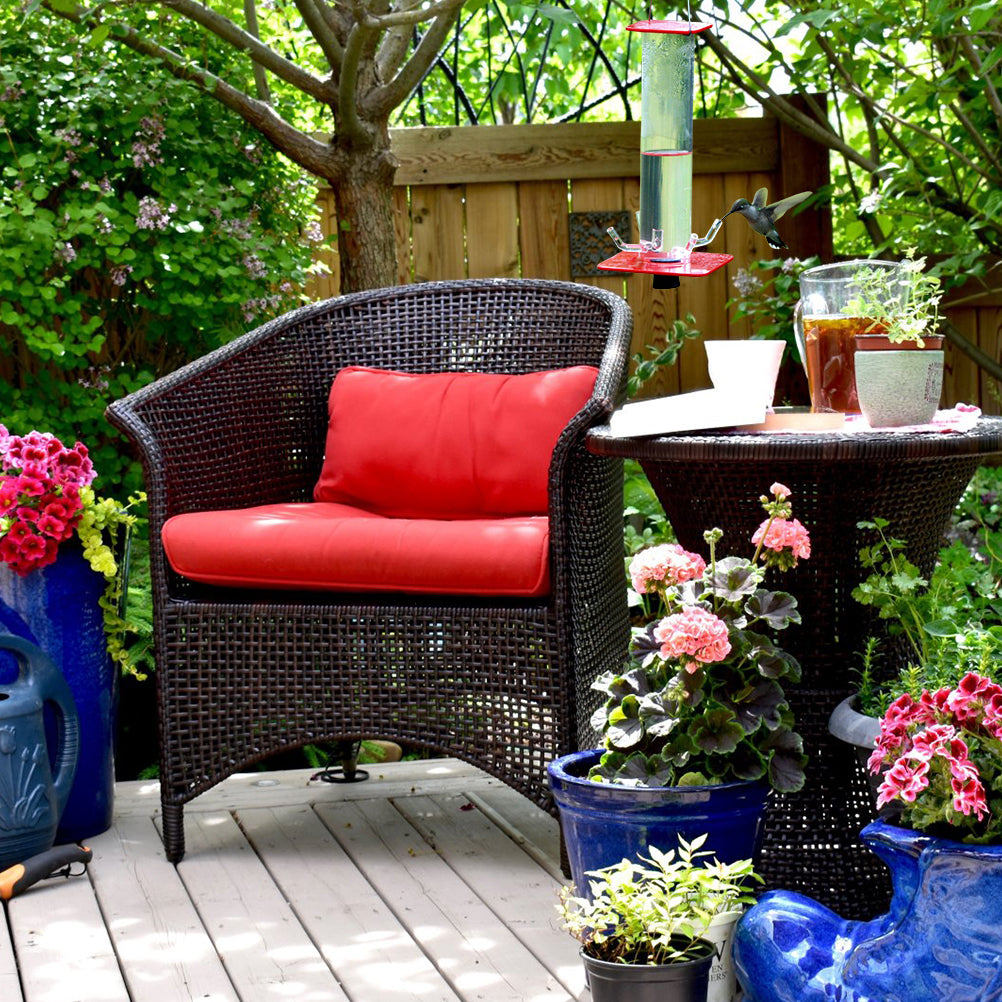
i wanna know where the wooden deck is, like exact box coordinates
[2,760,586,1002]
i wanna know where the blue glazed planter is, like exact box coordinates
[548,749,770,893]
[0,540,116,842]
[733,820,1002,1001]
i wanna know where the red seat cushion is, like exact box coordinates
[313,366,598,518]
[162,503,551,596]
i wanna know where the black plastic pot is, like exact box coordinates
[581,945,713,1002]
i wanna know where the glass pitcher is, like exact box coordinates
[793,260,906,413]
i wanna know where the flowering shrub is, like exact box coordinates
[590,484,810,792]
[868,673,1002,842]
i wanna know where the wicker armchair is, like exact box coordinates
[107,278,633,861]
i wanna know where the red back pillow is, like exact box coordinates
[313,366,598,518]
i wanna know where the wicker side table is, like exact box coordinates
[587,417,1002,918]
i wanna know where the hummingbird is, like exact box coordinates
[724,188,813,249]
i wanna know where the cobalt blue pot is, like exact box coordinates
[0,539,117,842]
[548,749,770,894]
[733,820,1002,1001]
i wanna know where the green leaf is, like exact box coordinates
[745,590,801,630]
[704,557,765,602]
[690,709,745,755]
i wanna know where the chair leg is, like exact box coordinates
[162,802,186,863]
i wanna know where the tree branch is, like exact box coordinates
[362,3,468,119]
[363,0,463,30]
[338,19,376,143]
[958,31,1002,134]
[155,0,330,102]
[293,0,343,69]
[243,0,272,103]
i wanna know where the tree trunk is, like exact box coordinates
[331,143,399,294]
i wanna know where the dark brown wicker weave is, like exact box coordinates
[588,419,1002,919]
[106,279,632,862]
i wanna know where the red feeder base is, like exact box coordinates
[597,250,733,277]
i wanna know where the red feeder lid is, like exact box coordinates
[626,20,713,34]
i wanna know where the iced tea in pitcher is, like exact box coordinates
[794,260,905,414]
[803,315,889,413]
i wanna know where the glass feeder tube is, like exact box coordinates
[632,20,712,255]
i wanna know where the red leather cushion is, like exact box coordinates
[162,503,551,596]
[313,366,598,518]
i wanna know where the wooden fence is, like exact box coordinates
[310,118,1001,411]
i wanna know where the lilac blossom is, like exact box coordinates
[136,196,177,231]
[242,253,267,280]
[55,242,77,263]
[132,115,166,169]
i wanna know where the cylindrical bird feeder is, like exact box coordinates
[633,20,711,253]
[599,19,730,285]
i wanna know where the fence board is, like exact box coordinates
[466,183,520,278]
[410,184,466,283]
[390,119,778,186]
[518,180,572,281]
[979,308,1002,414]
[570,177,626,299]
[945,309,981,408]
[393,187,411,285]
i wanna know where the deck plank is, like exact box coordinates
[178,809,350,1002]
[317,797,576,1002]
[396,793,586,999]
[9,872,130,1002]
[238,803,462,1002]
[0,904,25,1002]
[87,813,238,1002]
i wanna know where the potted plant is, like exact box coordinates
[828,515,1002,792]
[558,833,760,1002]
[845,253,945,427]
[0,424,142,840]
[549,483,809,889]
[734,671,1002,1001]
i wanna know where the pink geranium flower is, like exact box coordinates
[752,517,811,560]
[629,544,706,595]
[653,607,731,669]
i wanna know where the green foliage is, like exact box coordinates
[854,476,1002,716]
[627,315,702,398]
[843,253,944,344]
[557,833,760,965]
[706,0,1002,279]
[727,256,820,365]
[396,1,747,125]
[623,460,673,560]
[0,16,325,498]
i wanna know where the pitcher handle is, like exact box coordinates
[792,299,809,381]
[0,635,80,817]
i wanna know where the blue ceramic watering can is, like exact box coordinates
[0,634,79,870]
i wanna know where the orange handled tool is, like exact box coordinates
[0,845,92,901]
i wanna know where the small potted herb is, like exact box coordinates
[845,253,945,427]
[558,833,760,1002]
